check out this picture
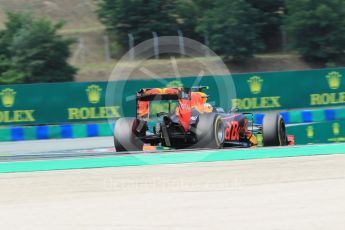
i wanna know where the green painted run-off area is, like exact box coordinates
[1,143,345,173]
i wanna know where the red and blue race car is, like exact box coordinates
[114,87,294,152]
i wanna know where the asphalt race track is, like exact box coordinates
[1,138,345,230]
[0,137,114,156]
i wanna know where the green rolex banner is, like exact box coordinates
[231,68,345,111]
[287,120,345,145]
[0,68,345,126]
[0,82,120,125]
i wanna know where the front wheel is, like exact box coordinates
[114,118,144,152]
[262,113,287,146]
[194,113,225,149]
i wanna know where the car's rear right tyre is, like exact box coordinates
[194,113,225,149]
[114,118,144,152]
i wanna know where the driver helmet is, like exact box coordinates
[198,92,209,104]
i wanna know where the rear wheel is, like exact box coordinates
[194,113,225,149]
[114,118,144,152]
[262,113,287,146]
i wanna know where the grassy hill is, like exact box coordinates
[0,0,102,31]
[0,0,318,82]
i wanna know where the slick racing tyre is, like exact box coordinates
[262,113,287,146]
[114,118,144,152]
[195,113,225,149]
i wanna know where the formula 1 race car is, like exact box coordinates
[114,87,293,152]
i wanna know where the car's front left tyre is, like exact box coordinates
[262,113,287,146]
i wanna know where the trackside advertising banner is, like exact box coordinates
[0,68,344,126]
[286,120,345,145]
[232,68,345,111]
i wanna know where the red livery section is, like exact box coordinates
[177,98,192,132]
[225,121,240,141]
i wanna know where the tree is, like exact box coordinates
[197,0,264,61]
[285,0,345,63]
[0,55,25,84]
[175,0,216,41]
[96,0,178,48]
[247,0,285,51]
[175,0,200,40]
[0,12,76,84]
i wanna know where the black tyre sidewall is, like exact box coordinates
[195,113,225,149]
[262,113,287,146]
[114,118,144,152]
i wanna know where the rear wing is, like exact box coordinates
[137,88,189,101]
[136,86,208,101]
[136,86,208,131]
